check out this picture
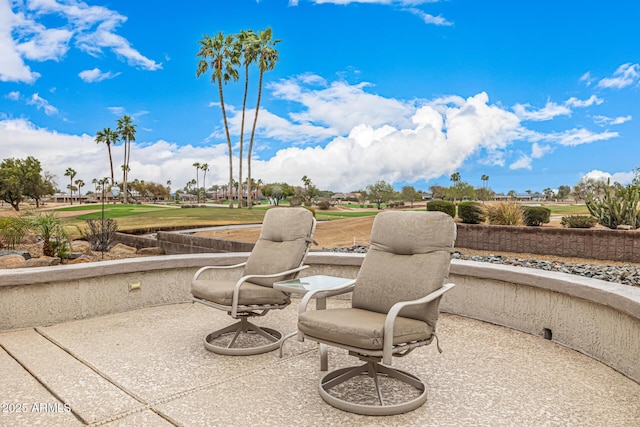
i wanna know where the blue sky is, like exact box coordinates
[1,0,639,195]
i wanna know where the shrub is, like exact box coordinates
[289,197,302,207]
[0,216,28,249]
[522,206,551,226]
[317,199,331,210]
[485,201,524,226]
[458,202,485,224]
[560,215,598,228]
[22,209,70,257]
[84,218,119,251]
[426,200,456,218]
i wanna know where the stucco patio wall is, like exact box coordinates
[1,253,638,383]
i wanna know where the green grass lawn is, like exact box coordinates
[544,204,590,216]
[56,204,270,236]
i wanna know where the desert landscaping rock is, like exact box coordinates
[0,254,27,269]
[137,247,165,256]
[71,240,93,255]
[0,250,31,259]
[109,243,137,254]
[323,245,640,288]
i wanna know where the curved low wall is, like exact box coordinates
[1,253,639,384]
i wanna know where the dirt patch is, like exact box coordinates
[194,216,376,249]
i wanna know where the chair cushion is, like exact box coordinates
[298,308,433,350]
[244,207,315,287]
[352,211,455,326]
[191,279,290,306]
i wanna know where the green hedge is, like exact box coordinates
[560,215,597,228]
[426,200,456,218]
[522,206,551,226]
[458,201,485,224]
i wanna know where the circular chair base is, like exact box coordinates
[204,327,283,356]
[319,364,428,416]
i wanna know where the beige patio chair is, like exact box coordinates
[191,207,316,355]
[297,210,456,415]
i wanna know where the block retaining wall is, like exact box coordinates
[455,224,640,263]
[115,224,640,263]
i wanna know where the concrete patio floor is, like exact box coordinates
[1,298,639,427]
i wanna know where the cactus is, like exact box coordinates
[586,183,640,229]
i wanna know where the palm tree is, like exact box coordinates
[481,174,489,189]
[193,162,201,203]
[247,27,280,209]
[95,127,119,184]
[116,115,136,204]
[64,167,76,205]
[201,163,209,203]
[235,30,260,208]
[197,32,239,209]
[450,172,461,184]
[75,179,85,204]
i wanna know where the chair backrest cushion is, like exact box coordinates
[352,211,456,327]
[243,207,315,287]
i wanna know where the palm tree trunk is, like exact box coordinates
[218,79,234,208]
[238,64,250,208]
[247,70,265,210]
[107,143,115,184]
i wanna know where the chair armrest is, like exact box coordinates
[192,262,247,281]
[296,279,355,342]
[298,280,356,316]
[382,283,455,365]
[230,265,310,316]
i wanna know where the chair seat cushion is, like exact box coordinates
[298,308,433,350]
[191,279,290,306]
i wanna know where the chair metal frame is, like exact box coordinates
[192,210,316,356]
[298,282,455,415]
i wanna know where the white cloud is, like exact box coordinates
[513,101,571,121]
[0,80,623,193]
[509,155,532,170]
[78,68,120,82]
[531,142,553,159]
[26,93,58,115]
[565,95,603,108]
[514,95,603,122]
[405,8,453,26]
[593,115,632,126]
[288,1,451,26]
[0,0,41,82]
[5,91,20,101]
[538,128,618,146]
[582,169,634,185]
[269,75,416,134]
[597,63,640,89]
[580,71,595,86]
[0,0,160,83]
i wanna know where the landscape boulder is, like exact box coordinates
[110,243,137,255]
[24,257,61,268]
[71,240,93,255]
[0,254,27,269]
[137,247,165,256]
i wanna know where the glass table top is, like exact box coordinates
[274,275,355,293]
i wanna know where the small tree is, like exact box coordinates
[366,180,395,209]
[401,185,420,208]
